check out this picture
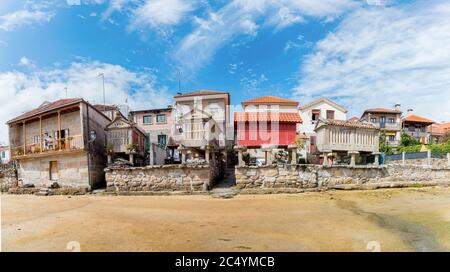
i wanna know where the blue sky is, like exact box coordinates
[1,0,450,143]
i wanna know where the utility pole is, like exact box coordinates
[98,72,105,106]
[177,70,181,92]
[64,86,68,98]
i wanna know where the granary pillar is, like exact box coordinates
[349,151,359,166]
[181,148,187,164]
[234,145,246,167]
[373,152,380,166]
[129,153,134,165]
[205,148,210,163]
[322,152,329,166]
[288,144,298,164]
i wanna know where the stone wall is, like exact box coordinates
[235,164,450,192]
[0,168,18,192]
[105,164,213,193]
[17,152,90,189]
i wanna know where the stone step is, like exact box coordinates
[35,188,50,196]
[210,188,240,199]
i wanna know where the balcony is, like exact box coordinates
[11,135,84,159]
[372,122,401,130]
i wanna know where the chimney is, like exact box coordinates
[395,103,401,111]
[407,108,413,114]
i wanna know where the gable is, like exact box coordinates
[300,98,348,113]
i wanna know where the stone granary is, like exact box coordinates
[172,90,231,164]
[314,119,380,166]
[7,98,110,190]
[234,96,302,166]
[105,109,146,165]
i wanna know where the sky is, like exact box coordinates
[1,0,450,144]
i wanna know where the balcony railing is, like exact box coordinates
[11,135,84,158]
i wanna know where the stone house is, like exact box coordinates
[234,96,302,166]
[173,90,231,163]
[402,111,434,144]
[129,106,175,165]
[361,106,402,147]
[427,122,450,144]
[105,110,146,165]
[315,119,380,166]
[298,98,348,161]
[7,98,110,190]
[0,145,10,164]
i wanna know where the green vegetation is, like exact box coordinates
[428,141,450,154]
[398,145,421,153]
[379,133,394,155]
[400,132,420,147]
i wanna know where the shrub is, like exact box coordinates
[398,145,421,153]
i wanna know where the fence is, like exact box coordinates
[383,151,450,168]
[385,151,427,162]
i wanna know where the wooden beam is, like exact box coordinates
[40,116,43,153]
[23,121,26,154]
[58,111,61,150]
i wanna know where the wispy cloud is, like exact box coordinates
[128,0,196,30]
[0,8,54,31]
[173,0,358,76]
[0,60,171,143]
[294,0,450,121]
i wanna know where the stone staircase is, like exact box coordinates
[210,167,240,199]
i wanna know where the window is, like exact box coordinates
[157,135,167,147]
[156,114,166,123]
[143,115,152,124]
[388,135,396,141]
[388,118,395,124]
[1,151,5,159]
[311,110,320,121]
[370,118,377,123]
[326,110,335,120]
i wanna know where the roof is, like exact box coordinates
[234,112,302,123]
[7,98,83,124]
[130,107,173,114]
[402,114,434,124]
[427,122,449,135]
[299,98,348,113]
[241,96,299,106]
[362,108,402,114]
[318,118,377,129]
[174,89,229,98]
[348,116,360,122]
[94,104,118,111]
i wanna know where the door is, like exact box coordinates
[49,161,59,181]
[379,116,386,128]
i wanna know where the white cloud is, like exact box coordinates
[0,9,54,31]
[0,61,172,143]
[18,57,33,67]
[294,0,450,122]
[129,0,195,29]
[174,0,358,75]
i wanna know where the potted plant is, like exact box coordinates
[127,143,139,153]
[105,144,114,155]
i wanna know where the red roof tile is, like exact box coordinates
[348,116,360,122]
[7,98,83,124]
[321,119,377,129]
[234,112,302,123]
[402,114,434,124]
[242,96,299,106]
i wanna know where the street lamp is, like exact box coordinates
[98,72,105,107]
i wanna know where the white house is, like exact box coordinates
[0,145,10,164]
[298,98,348,162]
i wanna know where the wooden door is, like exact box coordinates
[49,161,59,181]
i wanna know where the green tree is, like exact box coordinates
[379,132,393,154]
[400,132,419,147]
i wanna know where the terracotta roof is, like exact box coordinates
[348,117,360,122]
[242,96,299,106]
[427,123,449,135]
[234,112,302,123]
[320,119,377,129]
[7,98,83,124]
[174,89,229,98]
[363,108,402,114]
[402,114,434,124]
[94,104,118,111]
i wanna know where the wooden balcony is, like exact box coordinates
[11,135,84,159]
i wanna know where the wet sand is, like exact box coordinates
[1,187,450,252]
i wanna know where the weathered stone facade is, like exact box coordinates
[105,164,214,193]
[235,164,450,193]
[0,168,18,192]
